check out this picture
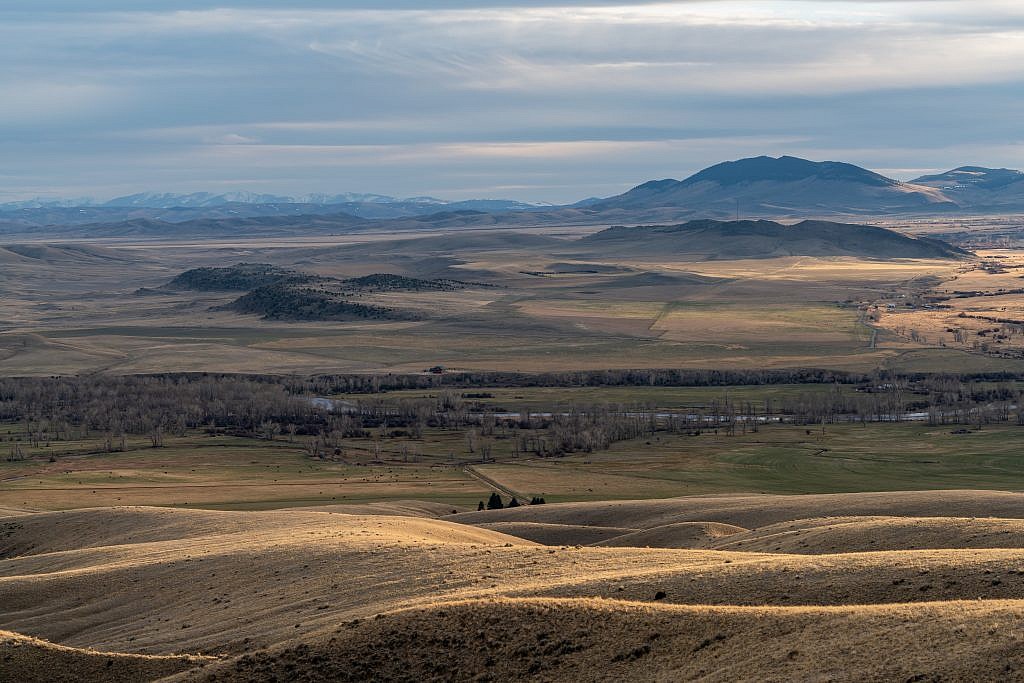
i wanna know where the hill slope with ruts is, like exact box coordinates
[7,491,1024,680]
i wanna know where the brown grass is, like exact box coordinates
[0,630,211,683]
[449,489,1024,530]
[7,491,1024,680]
[170,597,1024,682]
[593,521,747,549]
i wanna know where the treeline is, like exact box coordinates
[304,368,1024,395]
[0,376,324,448]
[3,372,1024,461]
[307,368,869,394]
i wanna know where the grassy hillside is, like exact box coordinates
[8,497,1024,680]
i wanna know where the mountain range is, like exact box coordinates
[3,156,1023,235]
[98,191,549,214]
[0,192,547,226]
[908,166,1024,211]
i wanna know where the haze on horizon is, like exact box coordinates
[2,0,1022,204]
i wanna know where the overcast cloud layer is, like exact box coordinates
[2,1,1022,203]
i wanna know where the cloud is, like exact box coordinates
[297,4,1024,96]
[0,81,124,124]
[0,2,1022,201]
[204,133,262,145]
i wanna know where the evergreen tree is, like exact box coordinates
[486,492,504,510]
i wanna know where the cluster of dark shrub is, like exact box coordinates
[476,492,544,510]
[340,273,468,292]
[165,263,481,321]
[225,283,404,321]
[167,263,319,292]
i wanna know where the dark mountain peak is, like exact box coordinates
[680,155,897,188]
[591,156,928,217]
[630,179,680,192]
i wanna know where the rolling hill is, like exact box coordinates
[0,196,546,231]
[8,492,1024,680]
[576,219,969,260]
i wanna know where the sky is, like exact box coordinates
[1,1,1023,203]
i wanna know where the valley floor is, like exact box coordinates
[4,231,1023,376]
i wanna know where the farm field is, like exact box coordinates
[0,433,482,511]
[475,422,1024,502]
[876,250,1024,359]
[7,421,1024,512]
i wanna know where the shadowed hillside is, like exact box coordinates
[0,631,210,683]
[174,598,1024,683]
[577,219,969,259]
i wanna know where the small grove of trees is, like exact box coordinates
[0,375,327,452]
[477,493,544,510]
[0,375,324,434]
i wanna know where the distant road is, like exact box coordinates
[463,464,527,501]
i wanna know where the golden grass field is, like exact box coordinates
[875,250,1024,358]
[9,492,1024,680]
